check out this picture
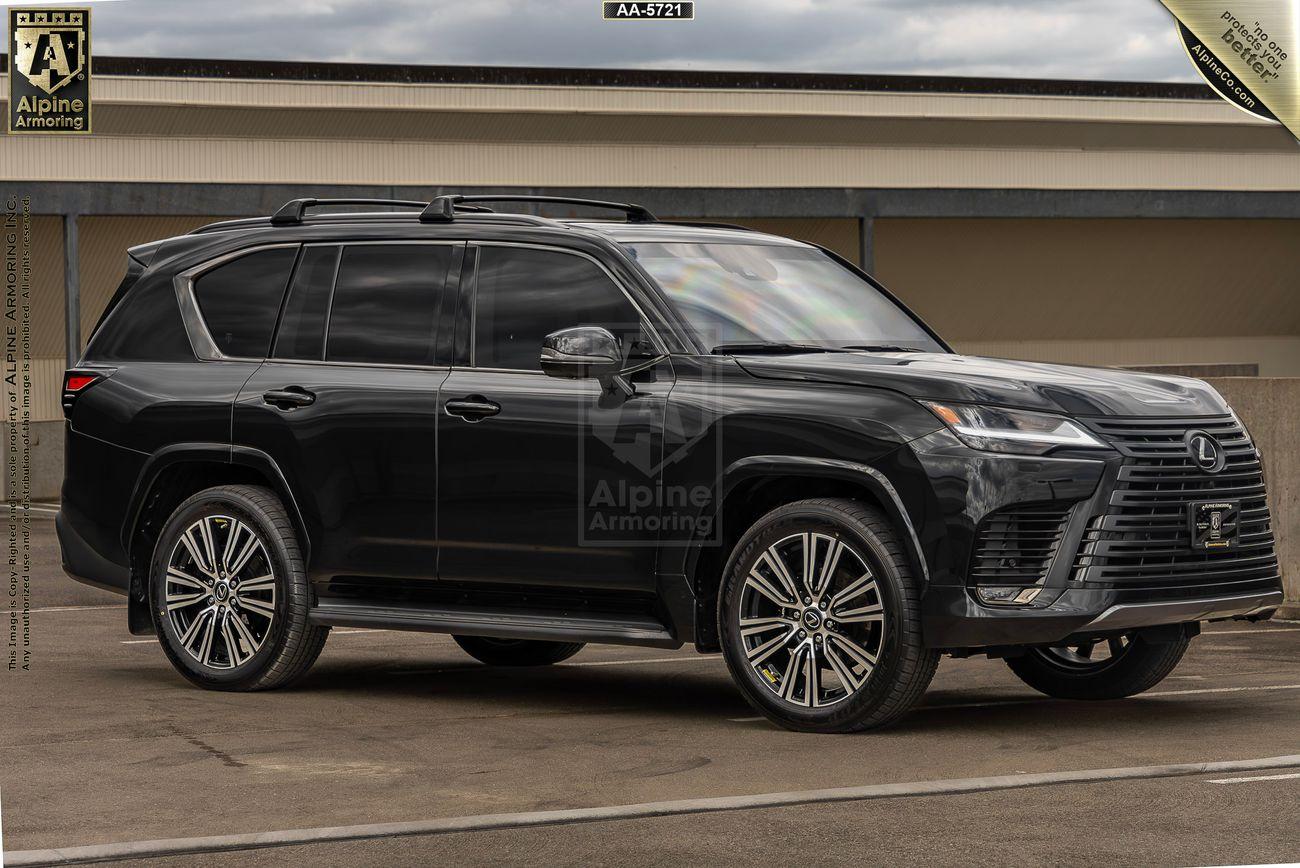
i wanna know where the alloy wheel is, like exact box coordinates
[1037,635,1132,671]
[164,514,277,669]
[737,532,886,708]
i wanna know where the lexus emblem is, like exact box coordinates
[1185,431,1226,474]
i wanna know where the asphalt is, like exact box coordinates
[3,514,1299,866]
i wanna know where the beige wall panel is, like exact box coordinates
[6,136,1300,190]
[875,219,1300,343]
[7,74,1269,128]
[78,216,238,337]
[667,217,860,262]
[30,106,1298,154]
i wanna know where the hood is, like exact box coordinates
[732,352,1229,417]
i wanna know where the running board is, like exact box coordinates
[309,600,681,649]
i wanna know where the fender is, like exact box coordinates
[707,454,931,587]
[122,443,313,568]
[121,442,231,555]
[122,444,313,636]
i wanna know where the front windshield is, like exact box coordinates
[623,240,943,352]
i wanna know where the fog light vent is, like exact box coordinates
[970,504,1072,604]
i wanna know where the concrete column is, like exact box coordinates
[64,213,80,367]
[859,216,875,275]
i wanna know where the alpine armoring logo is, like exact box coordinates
[8,7,92,134]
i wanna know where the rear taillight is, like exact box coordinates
[62,369,113,418]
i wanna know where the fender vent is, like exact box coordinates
[970,505,1072,585]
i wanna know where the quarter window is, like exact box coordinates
[324,245,455,366]
[193,247,298,358]
[473,247,643,371]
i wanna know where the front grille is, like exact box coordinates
[1073,414,1279,597]
[970,504,1072,585]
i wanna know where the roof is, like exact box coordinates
[0,53,1218,101]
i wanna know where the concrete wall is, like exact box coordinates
[1207,378,1299,614]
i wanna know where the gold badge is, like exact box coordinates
[8,7,92,134]
[1161,1,1295,137]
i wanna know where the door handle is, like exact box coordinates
[445,395,501,422]
[262,386,316,410]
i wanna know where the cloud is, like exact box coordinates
[87,0,1194,82]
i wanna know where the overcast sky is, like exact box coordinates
[68,0,1192,82]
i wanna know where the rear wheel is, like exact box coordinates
[453,635,585,666]
[719,498,939,733]
[1006,633,1190,700]
[150,485,328,691]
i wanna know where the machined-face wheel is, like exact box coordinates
[737,531,887,708]
[165,514,277,670]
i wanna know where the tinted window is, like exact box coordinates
[83,273,194,362]
[474,247,642,371]
[273,245,339,361]
[326,244,454,365]
[193,247,298,358]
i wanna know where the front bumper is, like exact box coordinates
[922,584,1282,649]
[907,421,1284,650]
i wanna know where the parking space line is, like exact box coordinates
[728,681,1300,722]
[1203,627,1300,635]
[9,754,1300,867]
[1206,772,1300,785]
[32,604,126,613]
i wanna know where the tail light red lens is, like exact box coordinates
[64,374,99,393]
[62,369,113,418]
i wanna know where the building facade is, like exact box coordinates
[3,57,1300,500]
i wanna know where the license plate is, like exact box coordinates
[1189,501,1240,551]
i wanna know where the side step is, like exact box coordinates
[309,600,681,649]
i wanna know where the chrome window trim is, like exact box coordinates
[467,240,668,371]
[174,242,300,363]
[175,239,464,367]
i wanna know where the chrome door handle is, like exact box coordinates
[262,387,316,409]
[444,395,501,422]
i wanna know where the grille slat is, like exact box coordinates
[971,505,1071,584]
[1073,414,1279,596]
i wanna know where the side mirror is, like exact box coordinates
[540,326,622,380]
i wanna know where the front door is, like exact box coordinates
[234,241,462,588]
[437,243,672,593]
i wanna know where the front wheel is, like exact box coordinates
[1006,634,1190,700]
[719,498,939,733]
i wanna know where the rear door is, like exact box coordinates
[234,241,462,591]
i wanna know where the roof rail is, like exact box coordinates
[660,221,755,232]
[420,195,656,224]
[270,198,429,226]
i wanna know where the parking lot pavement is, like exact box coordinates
[4,515,1299,865]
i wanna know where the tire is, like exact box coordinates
[1006,634,1190,700]
[453,635,585,666]
[718,498,939,733]
[149,484,328,691]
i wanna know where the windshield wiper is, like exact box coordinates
[711,342,846,355]
[841,344,928,353]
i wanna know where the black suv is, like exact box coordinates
[58,195,1283,732]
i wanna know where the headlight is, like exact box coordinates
[920,401,1107,455]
